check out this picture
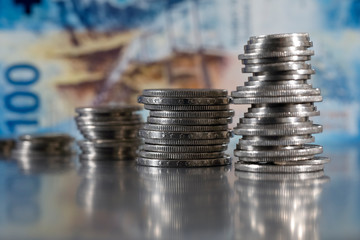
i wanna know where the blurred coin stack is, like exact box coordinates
[12,134,75,173]
[137,89,233,167]
[232,33,329,173]
[12,134,74,156]
[0,139,15,158]
[75,106,143,161]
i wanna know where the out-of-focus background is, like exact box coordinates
[1,0,360,144]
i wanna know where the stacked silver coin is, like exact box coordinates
[11,134,75,173]
[75,106,143,161]
[137,89,233,167]
[232,33,329,173]
[12,134,74,156]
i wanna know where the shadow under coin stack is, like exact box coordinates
[231,33,330,173]
[75,106,143,161]
[137,89,233,167]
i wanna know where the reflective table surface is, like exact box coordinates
[0,143,359,240]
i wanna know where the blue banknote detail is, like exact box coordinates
[1,63,40,136]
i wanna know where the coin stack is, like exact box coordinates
[0,138,15,158]
[137,89,233,167]
[11,134,75,173]
[75,106,143,161]
[12,134,74,156]
[231,33,330,173]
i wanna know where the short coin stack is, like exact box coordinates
[11,134,75,173]
[75,106,143,161]
[137,89,233,167]
[231,33,329,173]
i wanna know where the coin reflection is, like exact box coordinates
[235,171,330,240]
[76,160,142,239]
[137,166,232,240]
[13,155,74,174]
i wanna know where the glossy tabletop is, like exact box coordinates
[0,143,359,240]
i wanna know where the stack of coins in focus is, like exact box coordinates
[11,134,75,173]
[75,106,143,161]
[137,89,233,167]
[231,33,329,173]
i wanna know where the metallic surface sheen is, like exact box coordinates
[0,145,357,240]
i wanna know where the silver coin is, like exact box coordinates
[245,41,312,51]
[75,115,142,123]
[144,104,229,111]
[79,124,141,131]
[236,121,314,129]
[250,32,309,40]
[78,139,141,148]
[245,46,310,55]
[139,150,225,159]
[142,89,228,97]
[140,144,227,153]
[249,103,315,111]
[234,144,323,157]
[79,147,138,157]
[231,95,322,104]
[242,55,311,65]
[139,130,231,140]
[244,80,308,87]
[239,50,314,60]
[233,124,322,136]
[19,133,74,142]
[243,62,312,73]
[76,105,140,117]
[149,110,234,118]
[143,138,230,146]
[76,118,143,126]
[136,156,231,167]
[244,110,320,118]
[240,117,308,124]
[81,128,139,140]
[248,74,311,81]
[235,162,324,173]
[235,155,314,162]
[143,123,228,132]
[138,96,229,105]
[273,157,330,165]
[147,117,232,125]
[247,37,311,46]
[231,88,320,98]
[239,83,312,90]
[238,135,314,146]
[255,69,316,75]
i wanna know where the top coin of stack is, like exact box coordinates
[75,106,143,161]
[137,89,233,167]
[231,33,329,173]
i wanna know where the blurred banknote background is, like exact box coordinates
[1,0,360,144]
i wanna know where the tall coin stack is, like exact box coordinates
[137,89,233,167]
[75,106,143,161]
[231,33,330,173]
